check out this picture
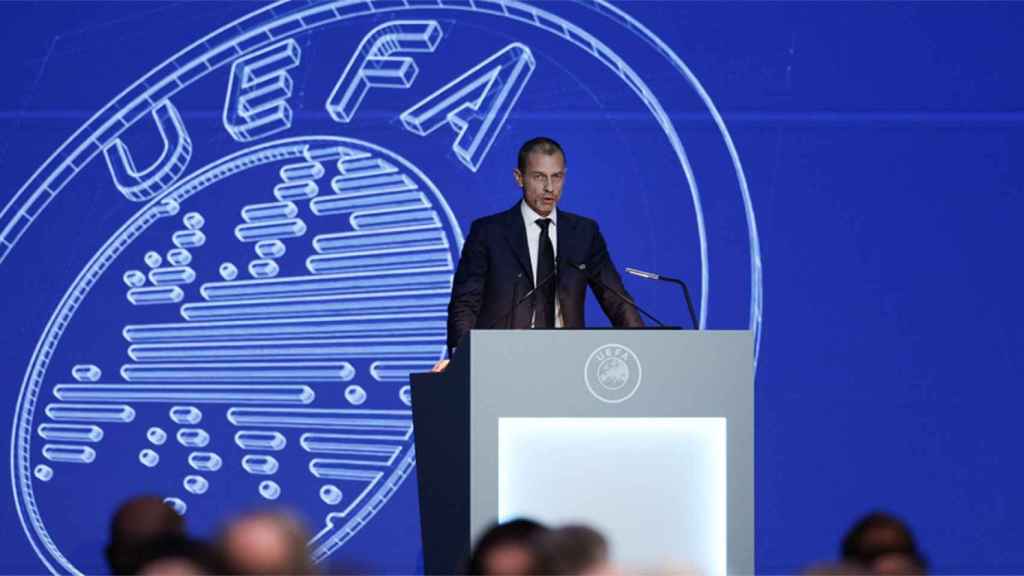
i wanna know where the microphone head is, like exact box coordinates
[625,267,660,280]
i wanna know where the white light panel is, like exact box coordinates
[498,417,726,574]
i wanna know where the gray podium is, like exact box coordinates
[411,329,753,575]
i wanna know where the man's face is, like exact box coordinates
[514,151,565,217]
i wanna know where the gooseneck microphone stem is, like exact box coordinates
[674,278,699,331]
[507,274,520,329]
[566,259,667,328]
[625,267,699,330]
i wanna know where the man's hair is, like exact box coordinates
[530,524,609,575]
[517,137,566,173]
[217,509,316,575]
[841,511,927,571]
[130,535,220,575]
[466,518,548,575]
[106,495,187,575]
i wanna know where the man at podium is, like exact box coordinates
[435,137,643,370]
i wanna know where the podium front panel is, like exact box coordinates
[466,330,753,574]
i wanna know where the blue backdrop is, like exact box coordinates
[0,1,1020,573]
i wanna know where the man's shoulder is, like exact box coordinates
[557,208,599,231]
[467,205,518,233]
[472,210,512,226]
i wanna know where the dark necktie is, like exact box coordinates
[534,218,556,328]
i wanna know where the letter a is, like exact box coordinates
[400,43,535,172]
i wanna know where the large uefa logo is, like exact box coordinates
[1,1,762,573]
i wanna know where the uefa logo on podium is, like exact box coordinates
[584,344,642,404]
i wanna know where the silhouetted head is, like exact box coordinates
[133,535,219,576]
[106,495,186,575]
[531,524,613,575]
[467,518,549,575]
[217,510,316,575]
[841,511,926,574]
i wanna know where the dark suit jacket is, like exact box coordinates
[447,202,644,351]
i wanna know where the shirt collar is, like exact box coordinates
[520,199,557,228]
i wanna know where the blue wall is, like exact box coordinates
[0,1,1021,573]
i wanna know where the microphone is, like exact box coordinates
[625,267,699,330]
[488,261,561,329]
[564,257,667,328]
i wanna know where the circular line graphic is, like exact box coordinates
[14,136,461,573]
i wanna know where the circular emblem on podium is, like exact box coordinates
[584,344,642,403]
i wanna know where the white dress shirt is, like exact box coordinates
[520,200,563,327]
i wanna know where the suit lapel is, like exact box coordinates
[555,211,574,319]
[557,210,579,262]
[502,203,535,285]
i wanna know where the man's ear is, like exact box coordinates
[513,168,524,187]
